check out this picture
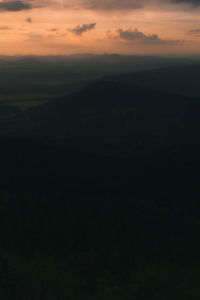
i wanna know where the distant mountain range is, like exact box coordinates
[0,54,198,74]
[0,54,199,110]
[1,62,200,156]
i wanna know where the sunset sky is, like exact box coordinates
[0,0,200,55]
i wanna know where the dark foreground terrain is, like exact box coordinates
[0,57,200,299]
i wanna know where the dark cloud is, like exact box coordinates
[26,17,32,23]
[0,0,32,11]
[1,0,199,13]
[48,28,60,32]
[188,28,200,36]
[81,0,142,10]
[107,27,180,45]
[76,0,200,11]
[171,0,200,5]
[69,23,96,35]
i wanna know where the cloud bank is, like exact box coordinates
[0,0,32,11]
[76,0,200,11]
[1,0,200,13]
[80,0,142,10]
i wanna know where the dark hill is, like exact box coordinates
[29,80,200,155]
[1,72,200,299]
[107,64,200,98]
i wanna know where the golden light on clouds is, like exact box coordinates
[0,0,200,55]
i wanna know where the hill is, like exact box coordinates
[108,64,200,98]
[1,73,200,299]
[0,55,197,109]
[28,80,200,155]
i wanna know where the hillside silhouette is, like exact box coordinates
[1,64,200,299]
[108,64,200,98]
[27,79,200,155]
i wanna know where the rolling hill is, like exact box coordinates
[107,64,200,98]
[27,79,200,155]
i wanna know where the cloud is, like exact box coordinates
[0,0,200,14]
[170,0,200,5]
[48,28,60,32]
[107,27,181,45]
[68,23,96,35]
[80,0,142,10]
[69,0,200,11]
[26,17,32,23]
[0,25,12,30]
[188,28,200,36]
[0,0,32,11]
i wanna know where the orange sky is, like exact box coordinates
[0,0,200,55]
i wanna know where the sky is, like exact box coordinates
[0,0,200,55]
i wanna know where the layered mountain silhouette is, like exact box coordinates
[28,80,200,154]
[1,65,200,155]
[108,64,200,98]
[1,60,200,299]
